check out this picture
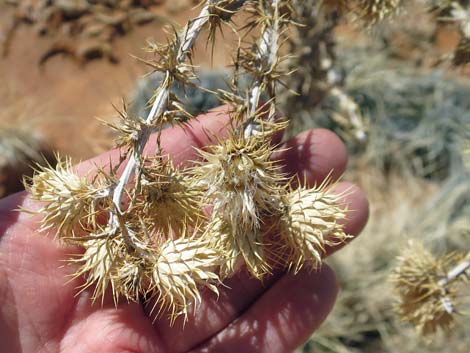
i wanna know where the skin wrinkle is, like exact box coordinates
[0,267,22,353]
[8,241,72,353]
[39,272,83,353]
[190,266,338,353]
[59,300,164,353]
[182,270,283,353]
[0,214,82,353]
[3,229,42,352]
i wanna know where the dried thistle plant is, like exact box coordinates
[25,0,351,323]
[195,125,287,278]
[26,157,110,238]
[278,177,350,273]
[391,241,470,336]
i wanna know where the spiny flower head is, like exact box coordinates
[143,35,197,85]
[390,241,462,336]
[194,127,286,279]
[277,178,349,273]
[26,157,108,238]
[237,44,291,96]
[113,254,149,303]
[204,213,270,279]
[72,224,154,305]
[136,156,204,236]
[106,102,149,150]
[73,235,124,305]
[195,131,285,230]
[148,237,222,322]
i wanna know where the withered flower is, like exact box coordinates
[194,131,285,278]
[71,231,126,305]
[148,236,222,322]
[391,241,463,336]
[278,178,349,272]
[26,157,108,238]
[137,156,204,236]
[204,214,270,278]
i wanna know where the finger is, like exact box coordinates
[59,299,164,353]
[153,269,283,353]
[189,265,338,353]
[273,128,349,186]
[324,181,369,257]
[75,105,233,176]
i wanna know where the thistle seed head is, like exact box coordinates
[391,241,461,336]
[148,237,222,322]
[278,179,349,272]
[107,103,147,150]
[195,133,284,231]
[204,214,270,279]
[114,256,148,302]
[193,129,286,278]
[72,225,155,305]
[143,36,197,85]
[137,157,204,236]
[26,157,108,239]
[73,234,124,305]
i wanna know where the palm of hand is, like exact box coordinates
[0,109,368,353]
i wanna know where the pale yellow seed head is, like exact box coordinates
[278,181,349,273]
[195,133,284,232]
[391,241,461,336]
[194,132,285,279]
[72,234,124,305]
[27,157,106,239]
[148,237,222,322]
[204,214,270,279]
[138,157,204,236]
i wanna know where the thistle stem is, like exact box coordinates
[438,259,470,287]
[108,1,233,248]
[244,0,281,138]
[438,257,470,314]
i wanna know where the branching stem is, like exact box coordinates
[108,1,243,250]
[244,0,281,138]
[438,257,470,314]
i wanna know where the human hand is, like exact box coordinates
[0,106,368,353]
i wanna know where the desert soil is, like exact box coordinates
[0,3,235,161]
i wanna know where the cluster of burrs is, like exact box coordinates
[26,0,350,322]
